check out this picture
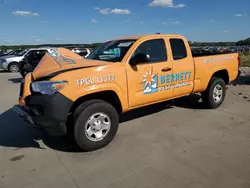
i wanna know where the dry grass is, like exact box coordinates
[240,53,250,67]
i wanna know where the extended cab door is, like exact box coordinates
[169,38,195,97]
[126,37,173,108]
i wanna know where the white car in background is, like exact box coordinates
[0,48,49,73]
[71,48,91,58]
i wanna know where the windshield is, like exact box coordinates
[8,50,22,55]
[86,39,136,62]
[16,49,28,56]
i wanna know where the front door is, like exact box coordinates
[126,38,173,108]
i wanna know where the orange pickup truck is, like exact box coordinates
[14,34,240,151]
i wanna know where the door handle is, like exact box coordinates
[161,67,172,72]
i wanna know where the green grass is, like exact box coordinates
[240,54,250,67]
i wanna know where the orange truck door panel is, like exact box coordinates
[126,38,173,108]
[169,38,195,97]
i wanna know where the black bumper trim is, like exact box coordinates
[13,105,35,125]
[16,93,73,137]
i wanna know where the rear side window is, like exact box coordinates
[133,39,167,63]
[170,39,187,60]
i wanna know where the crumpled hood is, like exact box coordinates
[32,48,111,80]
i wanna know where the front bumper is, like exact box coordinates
[14,93,73,137]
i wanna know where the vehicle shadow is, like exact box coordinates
[8,78,23,83]
[119,101,173,123]
[172,94,206,110]
[0,102,173,153]
[232,75,250,86]
[0,97,208,153]
[0,109,43,149]
[0,70,9,73]
[0,109,82,152]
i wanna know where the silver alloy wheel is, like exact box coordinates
[213,84,223,103]
[10,64,19,72]
[85,112,111,142]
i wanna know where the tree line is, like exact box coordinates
[1,37,250,51]
[189,37,250,47]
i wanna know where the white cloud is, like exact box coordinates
[43,21,48,24]
[163,20,180,25]
[221,29,229,33]
[99,8,131,15]
[209,20,215,23]
[94,7,100,10]
[149,0,185,8]
[91,19,98,23]
[140,21,144,24]
[110,8,131,14]
[99,8,110,14]
[235,14,248,17]
[35,39,42,42]
[13,10,40,16]
[56,38,62,41]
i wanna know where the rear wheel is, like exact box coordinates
[73,100,119,151]
[202,77,226,109]
[8,62,20,73]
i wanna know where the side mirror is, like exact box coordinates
[129,53,150,66]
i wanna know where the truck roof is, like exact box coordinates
[112,34,184,41]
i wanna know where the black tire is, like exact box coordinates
[8,62,20,73]
[201,77,226,109]
[73,100,119,151]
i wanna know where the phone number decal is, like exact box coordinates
[76,75,115,86]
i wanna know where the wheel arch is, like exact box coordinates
[211,69,229,85]
[69,90,123,115]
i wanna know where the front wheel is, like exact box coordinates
[73,100,119,151]
[8,63,20,73]
[201,77,226,109]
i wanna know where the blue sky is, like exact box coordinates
[0,0,249,45]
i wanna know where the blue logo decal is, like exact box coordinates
[142,68,158,94]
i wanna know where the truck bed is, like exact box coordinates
[192,52,239,93]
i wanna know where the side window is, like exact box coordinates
[37,50,47,56]
[26,50,35,56]
[170,39,187,60]
[24,50,36,59]
[133,39,167,63]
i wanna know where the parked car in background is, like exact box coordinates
[19,48,50,77]
[71,48,91,58]
[0,50,22,57]
[0,49,29,72]
[191,47,203,56]
[0,48,49,73]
